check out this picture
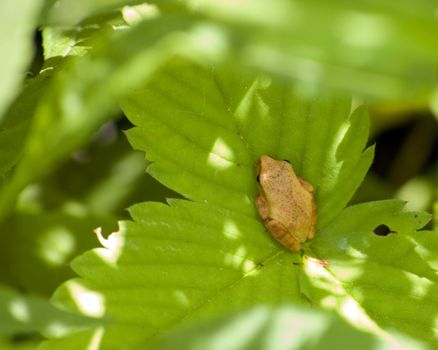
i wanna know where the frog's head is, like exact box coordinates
[257,155,277,178]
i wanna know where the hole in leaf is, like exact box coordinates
[373,224,396,236]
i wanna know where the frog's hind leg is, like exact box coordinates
[298,177,314,193]
[266,220,301,251]
[307,200,317,240]
[256,195,270,220]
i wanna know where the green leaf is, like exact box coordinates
[42,59,378,349]
[306,200,436,343]
[47,199,289,348]
[0,286,96,338]
[148,305,425,350]
[42,11,126,61]
[0,0,44,122]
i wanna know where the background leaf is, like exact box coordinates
[0,68,55,180]
[0,13,223,223]
[147,305,424,350]
[42,11,126,62]
[0,0,44,122]
[175,0,438,102]
[0,209,113,297]
[42,0,143,26]
[0,126,177,298]
[0,286,97,338]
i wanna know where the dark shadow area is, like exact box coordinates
[371,113,437,187]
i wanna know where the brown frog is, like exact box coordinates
[256,155,317,251]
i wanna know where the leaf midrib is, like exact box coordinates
[150,249,286,337]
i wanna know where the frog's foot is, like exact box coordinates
[298,177,314,193]
[266,219,301,252]
[256,195,270,220]
[307,200,317,240]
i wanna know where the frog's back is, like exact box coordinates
[265,161,316,243]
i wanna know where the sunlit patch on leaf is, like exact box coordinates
[94,227,124,265]
[65,282,106,318]
[207,137,235,169]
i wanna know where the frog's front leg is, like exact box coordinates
[266,219,301,251]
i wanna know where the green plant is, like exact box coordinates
[0,1,436,349]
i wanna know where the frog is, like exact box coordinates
[255,155,317,251]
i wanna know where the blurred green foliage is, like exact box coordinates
[148,305,425,350]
